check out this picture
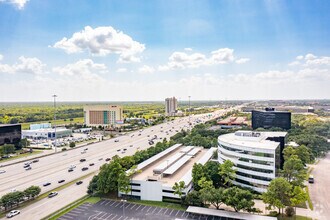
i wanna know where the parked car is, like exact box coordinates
[43,182,51,187]
[80,159,86,162]
[82,167,88,171]
[6,210,20,218]
[105,158,111,161]
[48,191,58,198]
[58,179,65,183]
[76,180,83,185]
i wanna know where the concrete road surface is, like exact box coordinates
[309,153,330,220]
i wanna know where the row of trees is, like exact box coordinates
[0,138,31,159]
[0,186,41,211]
[87,140,173,195]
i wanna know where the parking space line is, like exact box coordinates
[61,215,73,219]
[123,217,128,220]
[65,212,77,217]
[185,212,190,218]
[141,205,147,211]
[117,216,123,220]
[104,214,113,220]
[157,208,163,214]
[104,200,112,206]
[175,210,180,216]
[135,204,141,210]
[109,201,116,206]
[90,211,103,220]
[130,204,137,209]
[181,211,186,217]
[99,213,108,219]
[146,206,153,212]
[115,202,121,207]
[110,215,118,220]
[169,209,174,215]
[151,207,158,214]
[100,200,106,205]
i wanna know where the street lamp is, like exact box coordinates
[52,94,57,153]
[121,199,127,217]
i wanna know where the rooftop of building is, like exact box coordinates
[22,127,70,132]
[218,130,287,150]
[0,124,21,127]
[131,145,213,187]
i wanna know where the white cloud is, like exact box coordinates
[296,55,304,60]
[159,48,245,71]
[0,54,3,61]
[0,0,29,9]
[116,68,128,73]
[138,65,155,74]
[305,53,317,60]
[305,56,330,66]
[53,26,145,63]
[235,58,250,64]
[0,56,45,75]
[52,59,107,81]
[289,61,300,66]
[184,48,193,51]
[290,53,330,66]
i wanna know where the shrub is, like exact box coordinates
[69,142,75,148]
[62,148,67,151]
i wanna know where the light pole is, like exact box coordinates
[121,199,127,217]
[52,94,57,153]
[188,96,191,125]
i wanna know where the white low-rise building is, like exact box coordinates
[119,144,216,201]
[22,127,72,140]
[218,130,287,193]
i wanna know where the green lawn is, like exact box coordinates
[21,117,84,130]
[0,150,43,164]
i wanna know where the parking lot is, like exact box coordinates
[58,199,222,220]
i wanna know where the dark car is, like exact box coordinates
[32,159,39,163]
[68,168,74,172]
[76,180,83,185]
[43,182,51,187]
[23,164,30,168]
[80,159,86,162]
[58,179,65,183]
[82,167,88,171]
[48,191,58,198]
[117,149,121,152]
[105,158,111,161]
[89,163,95,166]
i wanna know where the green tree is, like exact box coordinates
[290,186,308,217]
[295,145,312,165]
[184,191,203,207]
[1,144,15,156]
[283,146,296,161]
[69,142,76,148]
[192,163,207,191]
[219,160,236,187]
[118,172,131,198]
[19,138,30,150]
[127,165,141,197]
[97,160,125,194]
[262,177,292,214]
[87,175,99,195]
[172,181,186,203]
[282,155,306,186]
[223,187,255,212]
[24,186,41,199]
[206,187,225,210]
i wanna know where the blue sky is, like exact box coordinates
[0,0,329,101]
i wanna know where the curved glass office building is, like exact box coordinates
[218,130,287,193]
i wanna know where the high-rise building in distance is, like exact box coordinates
[252,108,291,130]
[165,97,178,116]
[0,124,21,147]
[84,105,123,128]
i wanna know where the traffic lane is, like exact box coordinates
[309,153,330,220]
[0,109,226,196]
[3,175,93,220]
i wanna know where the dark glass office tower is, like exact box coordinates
[0,124,22,147]
[252,109,291,130]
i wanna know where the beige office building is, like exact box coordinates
[165,97,178,116]
[83,105,123,127]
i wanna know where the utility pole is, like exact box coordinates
[188,95,191,125]
[52,94,57,153]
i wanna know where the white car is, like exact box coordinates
[6,210,20,218]
[0,170,6,174]
[69,165,76,169]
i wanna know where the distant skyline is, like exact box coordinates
[0,0,330,102]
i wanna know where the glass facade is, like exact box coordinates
[252,110,291,130]
[0,124,21,146]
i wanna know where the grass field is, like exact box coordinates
[0,150,43,164]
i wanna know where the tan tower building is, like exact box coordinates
[165,97,178,116]
[83,105,123,127]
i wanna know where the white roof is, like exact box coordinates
[134,144,182,171]
[187,148,201,156]
[218,131,287,150]
[153,152,185,173]
[163,155,192,175]
[180,146,194,153]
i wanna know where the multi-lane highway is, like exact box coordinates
[0,107,239,219]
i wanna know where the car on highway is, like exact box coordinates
[82,167,89,171]
[99,158,103,161]
[69,165,76,169]
[6,210,20,218]
[84,148,88,151]
[68,168,74,172]
[129,145,133,147]
[89,163,95,166]
[76,180,83,185]
[48,191,58,198]
[43,182,51,187]
[58,179,65,183]
[117,149,121,152]
[0,170,6,174]
[114,139,119,142]
[105,158,111,161]
[32,159,39,163]
[25,166,32,171]
[138,134,141,136]
[23,164,30,168]
[80,159,86,162]
[81,150,86,154]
